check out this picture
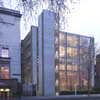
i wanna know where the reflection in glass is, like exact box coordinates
[54,32,93,93]
[67,47,78,57]
[59,46,65,57]
[80,37,90,47]
[59,64,66,70]
[67,35,78,47]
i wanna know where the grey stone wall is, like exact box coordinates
[0,8,21,82]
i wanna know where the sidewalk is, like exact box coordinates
[21,94,100,100]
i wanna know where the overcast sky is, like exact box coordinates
[70,0,100,45]
[2,0,100,46]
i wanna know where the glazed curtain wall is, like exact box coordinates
[55,32,93,93]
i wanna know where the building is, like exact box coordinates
[0,7,21,95]
[21,10,95,96]
[21,26,38,96]
[54,31,94,95]
[95,54,100,89]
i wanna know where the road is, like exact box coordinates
[22,95,100,100]
[1,95,100,100]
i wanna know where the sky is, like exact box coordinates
[70,0,100,45]
[2,0,100,46]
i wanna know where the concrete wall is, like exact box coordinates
[38,10,55,96]
[31,26,38,91]
[90,38,95,87]
[0,9,21,82]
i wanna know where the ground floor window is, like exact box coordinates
[0,64,10,79]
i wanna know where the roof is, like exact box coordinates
[0,7,22,18]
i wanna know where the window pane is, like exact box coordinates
[67,47,78,57]
[1,48,9,58]
[80,37,90,48]
[67,35,78,47]
[0,64,10,79]
[59,33,66,45]
[59,46,65,57]
[59,64,66,70]
[59,71,67,91]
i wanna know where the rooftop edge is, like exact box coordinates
[0,7,22,18]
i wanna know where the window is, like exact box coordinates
[55,51,59,58]
[59,71,67,91]
[67,35,78,47]
[59,33,66,45]
[59,46,65,57]
[67,47,78,57]
[59,64,66,70]
[55,79,59,86]
[1,48,9,58]
[80,37,90,48]
[55,65,59,72]
[0,64,10,79]
[55,37,58,44]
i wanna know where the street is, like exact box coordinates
[1,95,100,100]
[22,95,100,100]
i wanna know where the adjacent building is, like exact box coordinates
[0,7,21,95]
[21,26,38,96]
[95,54,100,89]
[21,10,95,96]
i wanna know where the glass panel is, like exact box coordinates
[80,37,90,48]
[55,65,59,72]
[59,33,66,45]
[59,71,66,91]
[67,71,79,90]
[0,64,10,79]
[80,48,89,65]
[55,51,59,59]
[67,64,73,71]
[1,48,9,58]
[55,37,59,44]
[55,79,59,86]
[59,64,66,70]
[59,46,65,57]
[67,35,78,47]
[67,47,78,57]
[67,64,78,71]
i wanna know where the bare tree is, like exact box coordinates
[2,0,80,36]
[95,43,100,55]
[0,0,4,7]
[19,0,80,30]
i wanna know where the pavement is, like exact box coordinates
[22,95,100,100]
[1,95,100,100]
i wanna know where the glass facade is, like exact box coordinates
[55,32,94,93]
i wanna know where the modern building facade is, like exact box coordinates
[21,10,95,96]
[0,7,21,94]
[95,54,100,89]
[54,31,94,95]
[21,26,38,95]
